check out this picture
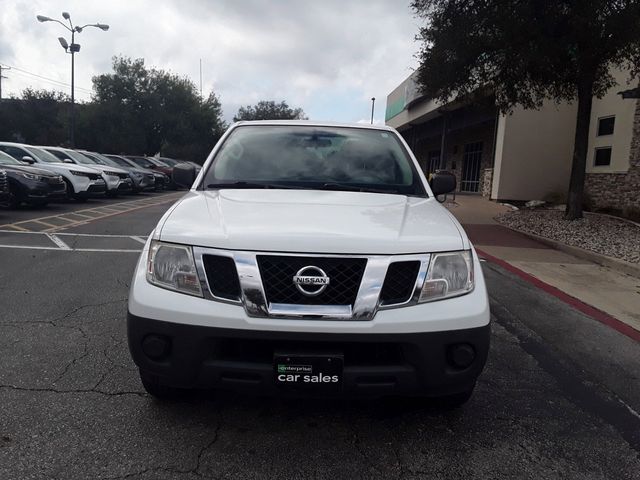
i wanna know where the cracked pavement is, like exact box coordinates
[1,200,639,479]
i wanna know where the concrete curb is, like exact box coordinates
[497,223,640,279]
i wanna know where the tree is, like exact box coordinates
[86,56,227,160]
[412,0,640,219]
[233,100,307,122]
[0,88,70,146]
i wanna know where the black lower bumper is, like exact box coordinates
[127,313,490,397]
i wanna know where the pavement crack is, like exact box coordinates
[193,412,223,477]
[53,326,90,384]
[0,383,147,398]
[51,298,128,324]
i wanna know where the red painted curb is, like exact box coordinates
[476,247,640,343]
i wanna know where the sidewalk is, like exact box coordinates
[446,194,640,336]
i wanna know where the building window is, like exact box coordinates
[594,147,612,166]
[597,116,615,136]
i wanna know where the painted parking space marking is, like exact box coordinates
[130,236,147,245]
[46,233,71,250]
[0,192,182,233]
[0,230,146,253]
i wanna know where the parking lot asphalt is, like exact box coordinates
[0,195,639,479]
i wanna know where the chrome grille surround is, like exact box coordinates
[192,246,430,321]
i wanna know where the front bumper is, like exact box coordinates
[128,312,490,397]
[12,177,67,201]
[72,176,106,196]
[117,178,133,192]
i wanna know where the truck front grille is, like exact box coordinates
[257,255,367,306]
[380,261,421,305]
[202,255,241,301]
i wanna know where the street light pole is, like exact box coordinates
[36,12,109,147]
[70,28,75,146]
[370,97,375,124]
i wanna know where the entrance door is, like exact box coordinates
[461,142,483,192]
[426,150,440,176]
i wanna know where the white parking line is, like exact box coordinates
[0,231,145,253]
[0,244,141,253]
[130,236,148,244]
[46,234,71,250]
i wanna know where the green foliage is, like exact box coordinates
[81,56,227,160]
[234,100,307,122]
[411,0,640,219]
[0,57,227,162]
[0,88,70,146]
[411,0,640,111]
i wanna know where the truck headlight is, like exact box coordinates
[419,250,474,302]
[146,241,202,297]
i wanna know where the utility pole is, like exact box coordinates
[0,65,10,101]
[199,58,203,100]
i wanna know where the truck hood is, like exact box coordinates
[159,190,467,255]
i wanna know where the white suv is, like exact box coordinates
[127,121,490,406]
[0,142,106,200]
[42,147,132,197]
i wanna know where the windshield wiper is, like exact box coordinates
[206,181,304,190]
[320,182,399,194]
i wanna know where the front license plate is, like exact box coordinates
[274,353,343,391]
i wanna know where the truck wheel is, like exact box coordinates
[140,372,189,400]
[433,386,475,409]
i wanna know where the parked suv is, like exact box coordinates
[104,155,162,191]
[127,121,490,406]
[42,147,132,197]
[0,149,66,207]
[78,151,150,193]
[127,156,175,189]
[0,142,106,201]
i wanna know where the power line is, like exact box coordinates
[9,69,93,94]
[0,62,93,94]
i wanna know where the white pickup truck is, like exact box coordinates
[127,121,490,406]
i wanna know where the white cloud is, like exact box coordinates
[0,0,419,123]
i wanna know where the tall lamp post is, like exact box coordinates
[370,97,375,124]
[36,12,108,147]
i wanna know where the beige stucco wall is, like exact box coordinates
[492,101,577,201]
[586,68,638,174]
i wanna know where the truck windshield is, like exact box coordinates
[203,125,426,196]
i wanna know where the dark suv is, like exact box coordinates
[0,150,66,207]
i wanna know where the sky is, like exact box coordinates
[0,0,420,124]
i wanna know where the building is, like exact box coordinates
[386,69,640,212]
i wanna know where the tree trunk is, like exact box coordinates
[565,79,594,220]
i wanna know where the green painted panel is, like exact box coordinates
[385,98,406,121]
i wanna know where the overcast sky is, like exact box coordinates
[0,0,420,123]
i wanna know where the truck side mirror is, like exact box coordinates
[429,171,456,196]
[173,164,196,188]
